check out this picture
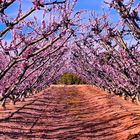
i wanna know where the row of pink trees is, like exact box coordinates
[0,0,80,107]
[0,0,139,107]
[71,0,140,102]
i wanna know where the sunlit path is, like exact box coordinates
[0,85,140,140]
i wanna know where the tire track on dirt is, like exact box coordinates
[0,85,140,139]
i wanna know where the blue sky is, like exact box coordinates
[75,0,139,10]
[0,0,139,42]
[0,0,113,31]
[1,0,139,26]
[75,0,139,22]
[1,0,140,21]
[75,0,102,11]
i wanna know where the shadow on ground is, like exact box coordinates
[0,85,140,140]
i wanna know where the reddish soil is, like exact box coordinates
[0,85,140,140]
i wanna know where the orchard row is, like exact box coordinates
[0,0,139,107]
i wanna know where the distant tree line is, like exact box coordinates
[55,73,87,85]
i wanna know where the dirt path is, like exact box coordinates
[0,85,140,140]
